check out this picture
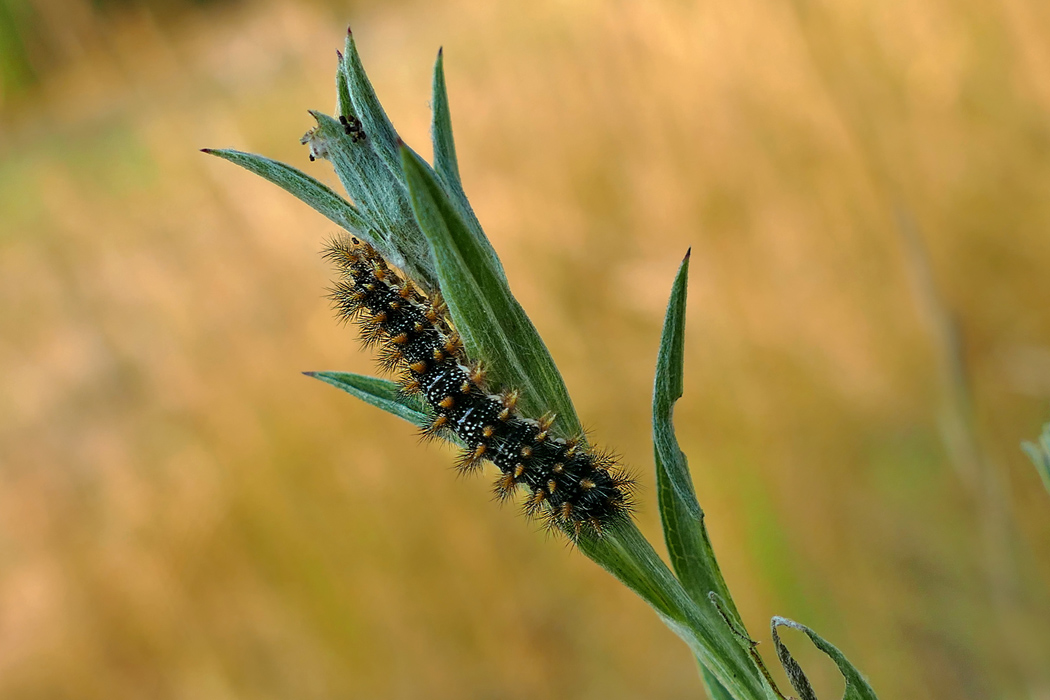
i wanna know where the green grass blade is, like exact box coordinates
[201,148,369,235]
[771,617,879,700]
[398,143,581,435]
[1022,421,1050,496]
[653,251,742,617]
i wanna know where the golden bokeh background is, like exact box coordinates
[2,0,1049,697]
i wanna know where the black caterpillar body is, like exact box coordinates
[325,236,634,536]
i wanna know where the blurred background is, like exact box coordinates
[2,0,1049,697]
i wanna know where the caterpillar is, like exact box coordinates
[324,236,635,537]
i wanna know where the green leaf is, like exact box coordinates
[340,28,403,170]
[303,111,438,293]
[771,617,879,700]
[305,370,467,448]
[400,142,769,698]
[335,51,354,118]
[653,251,742,617]
[574,519,684,620]
[309,37,504,294]
[339,30,501,287]
[398,143,581,436]
[653,254,765,699]
[305,371,430,428]
[576,521,772,700]
[1022,421,1050,496]
[201,148,369,235]
[654,250,702,521]
[430,47,461,190]
[427,48,507,284]
[699,662,737,700]
[216,33,787,700]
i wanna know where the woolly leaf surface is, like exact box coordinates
[771,617,880,700]
[201,149,368,235]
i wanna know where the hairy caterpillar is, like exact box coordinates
[324,236,635,536]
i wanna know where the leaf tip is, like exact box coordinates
[200,148,214,154]
[684,247,691,261]
[302,371,317,378]
[438,46,444,58]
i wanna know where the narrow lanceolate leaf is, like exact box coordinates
[201,149,369,235]
[430,48,461,191]
[304,371,467,449]
[304,371,431,427]
[1022,421,1050,496]
[341,28,403,172]
[771,617,879,700]
[653,252,752,699]
[336,52,354,118]
[654,250,702,521]
[398,143,581,436]
[653,250,740,615]
[428,48,507,283]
